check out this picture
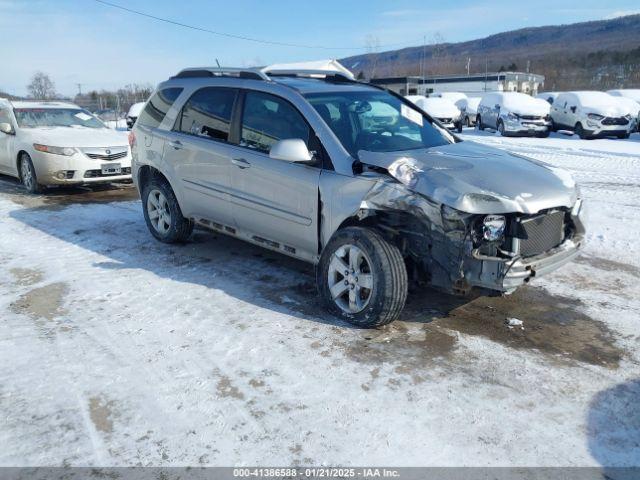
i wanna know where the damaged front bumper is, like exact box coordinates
[463,237,582,293]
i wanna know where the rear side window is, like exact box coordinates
[0,109,11,125]
[137,87,183,128]
[177,87,237,142]
[240,91,310,153]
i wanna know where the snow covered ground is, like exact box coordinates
[0,130,639,467]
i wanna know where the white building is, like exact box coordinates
[370,72,545,97]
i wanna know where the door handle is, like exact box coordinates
[232,158,251,169]
[169,140,183,150]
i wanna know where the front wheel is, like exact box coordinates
[19,153,42,194]
[141,177,194,243]
[537,129,550,138]
[317,227,408,328]
[575,123,590,140]
[498,120,507,136]
[476,115,484,130]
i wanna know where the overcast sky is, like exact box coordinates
[2,0,638,97]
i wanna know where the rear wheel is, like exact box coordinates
[317,227,407,328]
[19,153,42,194]
[141,176,193,243]
[498,120,506,136]
[465,116,472,127]
[456,121,463,133]
[476,115,484,130]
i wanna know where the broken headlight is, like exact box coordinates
[388,158,422,189]
[482,215,506,242]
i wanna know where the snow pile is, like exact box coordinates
[456,97,481,115]
[263,59,354,79]
[568,91,630,117]
[127,102,145,118]
[497,92,551,116]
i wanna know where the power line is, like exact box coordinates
[92,0,417,52]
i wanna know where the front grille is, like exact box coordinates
[84,167,131,178]
[519,115,545,121]
[517,211,565,257]
[602,117,629,126]
[85,151,128,161]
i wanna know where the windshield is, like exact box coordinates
[305,90,453,157]
[13,108,105,129]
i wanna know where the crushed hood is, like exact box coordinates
[358,141,578,214]
[21,126,129,148]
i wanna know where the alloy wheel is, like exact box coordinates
[147,189,171,235]
[327,244,374,314]
[21,159,34,191]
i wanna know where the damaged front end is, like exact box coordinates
[351,143,585,296]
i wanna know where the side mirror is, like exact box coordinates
[495,104,501,109]
[570,106,577,113]
[269,139,312,163]
[0,122,14,135]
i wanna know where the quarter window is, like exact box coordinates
[240,91,310,153]
[177,87,237,142]
[137,87,183,129]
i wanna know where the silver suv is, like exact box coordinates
[131,67,585,327]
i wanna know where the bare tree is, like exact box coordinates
[27,71,57,100]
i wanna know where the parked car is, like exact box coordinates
[94,108,119,122]
[455,97,481,127]
[477,92,551,137]
[608,94,640,133]
[126,102,145,129]
[551,91,633,139]
[130,67,584,327]
[536,92,561,105]
[0,100,132,193]
[405,95,463,132]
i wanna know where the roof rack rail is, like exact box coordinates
[260,68,356,82]
[173,67,270,81]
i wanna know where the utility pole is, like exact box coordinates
[466,57,471,76]
[76,83,82,96]
[422,35,426,94]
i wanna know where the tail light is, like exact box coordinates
[128,130,136,149]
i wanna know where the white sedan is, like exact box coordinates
[0,100,132,193]
[405,95,463,132]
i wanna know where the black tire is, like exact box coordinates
[465,116,472,127]
[549,119,557,132]
[141,175,193,243]
[317,226,408,328]
[575,123,590,140]
[456,122,463,133]
[498,120,507,136]
[476,115,484,130]
[19,153,43,194]
[537,129,550,138]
